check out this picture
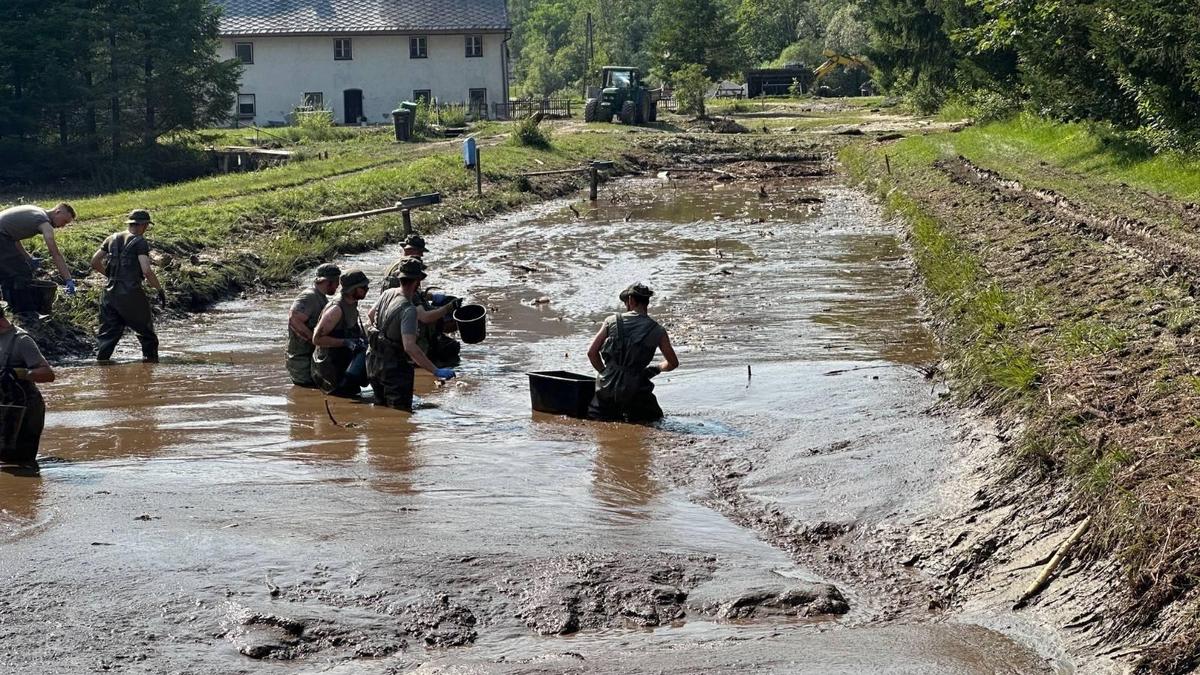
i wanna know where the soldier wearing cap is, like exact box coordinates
[383,233,461,365]
[586,282,679,422]
[286,262,341,387]
[366,257,457,411]
[91,209,167,363]
[311,269,370,397]
[0,304,54,465]
[0,201,77,313]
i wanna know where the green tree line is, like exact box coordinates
[0,0,240,183]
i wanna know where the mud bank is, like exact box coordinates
[842,136,1200,672]
[0,172,1057,672]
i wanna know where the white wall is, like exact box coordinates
[219,33,507,126]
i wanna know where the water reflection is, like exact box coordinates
[588,421,660,517]
[0,465,44,535]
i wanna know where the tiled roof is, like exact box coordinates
[214,0,509,36]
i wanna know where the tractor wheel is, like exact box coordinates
[620,100,637,125]
[584,98,599,123]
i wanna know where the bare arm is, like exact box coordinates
[402,333,440,374]
[91,248,108,274]
[587,325,607,373]
[312,305,345,348]
[657,332,679,372]
[40,226,72,281]
[25,357,54,384]
[416,303,454,325]
[288,311,314,343]
[138,255,163,293]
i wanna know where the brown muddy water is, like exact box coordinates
[0,177,1060,673]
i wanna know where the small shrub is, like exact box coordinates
[789,78,805,98]
[512,115,552,148]
[673,64,710,117]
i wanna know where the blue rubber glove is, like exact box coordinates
[344,337,366,352]
[29,257,41,271]
[434,367,456,380]
[64,279,76,296]
[431,292,446,305]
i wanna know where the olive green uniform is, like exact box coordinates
[588,312,667,422]
[0,327,47,463]
[366,289,419,411]
[312,299,366,397]
[286,288,327,387]
[96,232,158,361]
[0,206,48,314]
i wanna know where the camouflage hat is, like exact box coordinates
[618,282,654,301]
[125,209,153,225]
[395,257,427,281]
[315,263,341,280]
[403,234,428,252]
[340,269,370,292]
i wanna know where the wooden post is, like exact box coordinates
[475,146,482,196]
[402,209,412,235]
[885,154,892,175]
[589,164,599,201]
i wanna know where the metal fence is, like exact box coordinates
[493,98,577,120]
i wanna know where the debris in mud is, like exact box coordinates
[705,582,850,619]
[505,554,715,635]
[223,606,306,659]
[393,594,478,647]
[685,117,750,134]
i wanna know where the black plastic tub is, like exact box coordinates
[527,370,596,418]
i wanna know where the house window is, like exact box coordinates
[409,36,427,59]
[465,35,483,58]
[412,90,432,103]
[334,38,352,60]
[303,92,324,108]
[235,42,254,64]
[237,93,256,118]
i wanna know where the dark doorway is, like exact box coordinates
[343,89,363,124]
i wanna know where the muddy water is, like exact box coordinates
[0,178,1053,673]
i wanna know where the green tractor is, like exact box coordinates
[584,66,658,125]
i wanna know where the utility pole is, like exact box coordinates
[585,13,594,87]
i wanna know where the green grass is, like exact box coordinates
[938,113,1200,203]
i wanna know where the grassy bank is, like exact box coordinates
[842,119,1200,672]
[14,126,642,358]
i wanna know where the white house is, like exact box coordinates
[214,0,510,126]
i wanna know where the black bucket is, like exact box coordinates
[28,280,57,314]
[0,403,26,456]
[453,304,487,344]
[527,370,596,418]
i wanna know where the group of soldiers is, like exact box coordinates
[286,234,461,412]
[0,203,168,465]
[0,202,681,466]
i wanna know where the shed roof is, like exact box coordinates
[215,0,510,36]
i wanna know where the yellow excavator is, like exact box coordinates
[813,49,871,83]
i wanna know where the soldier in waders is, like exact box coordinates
[91,209,167,363]
[587,283,679,422]
[366,258,457,411]
[311,269,370,397]
[286,263,341,387]
[0,202,77,314]
[382,234,462,365]
[0,305,54,465]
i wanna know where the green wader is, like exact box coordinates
[416,295,461,367]
[366,294,416,411]
[0,235,36,315]
[312,300,366,397]
[286,291,326,387]
[96,233,158,361]
[588,312,665,422]
[0,332,44,464]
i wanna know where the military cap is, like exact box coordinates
[125,209,153,225]
[403,234,428,252]
[315,263,341,280]
[340,269,370,292]
[618,282,654,301]
[396,257,427,281]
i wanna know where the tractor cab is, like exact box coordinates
[586,66,657,125]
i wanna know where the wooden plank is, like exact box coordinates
[302,193,441,225]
